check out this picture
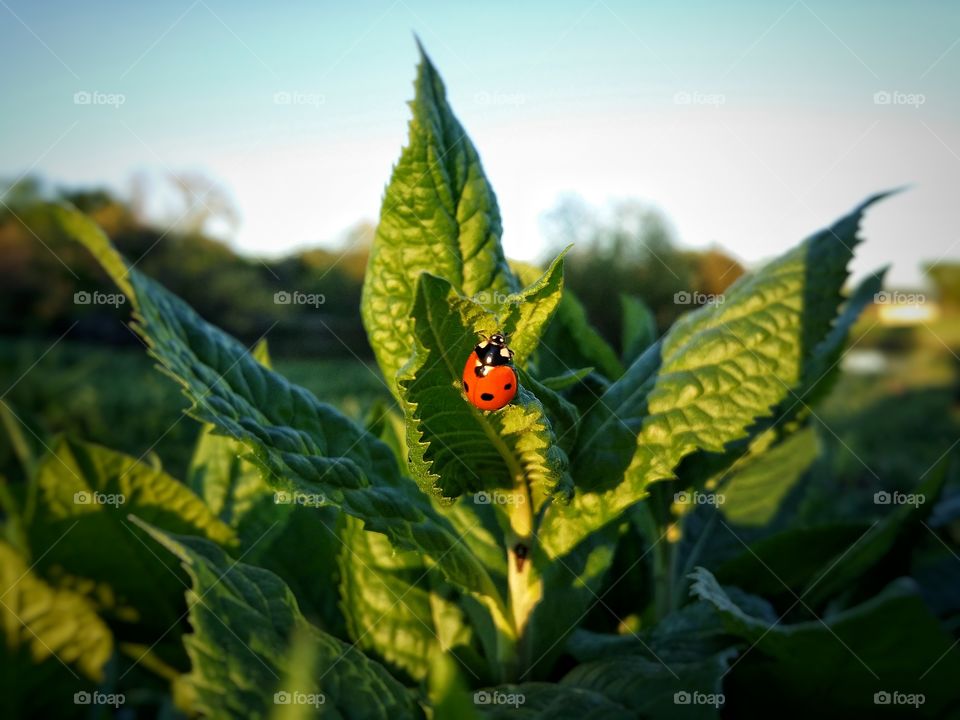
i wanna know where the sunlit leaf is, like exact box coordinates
[362,43,518,399]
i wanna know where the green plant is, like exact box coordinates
[4,45,958,719]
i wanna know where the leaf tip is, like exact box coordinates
[413,32,428,59]
[414,35,438,78]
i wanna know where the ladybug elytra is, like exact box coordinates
[462,333,517,411]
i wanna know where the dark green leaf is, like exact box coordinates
[535,286,624,382]
[562,649,734,719]
[620,294,657,365]
[138,522,424,720]
[690,567,960,716]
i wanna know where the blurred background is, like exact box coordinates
[2,0,959,501]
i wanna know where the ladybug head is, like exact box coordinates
[489,333,506,346]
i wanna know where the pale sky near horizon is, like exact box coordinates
[2,0,959,288]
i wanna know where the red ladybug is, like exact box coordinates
[462,333,517,411]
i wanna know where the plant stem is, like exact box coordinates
[652,532,675,620]
[637,488,679,621]
[487,602,519,683]
[496,480,540,680]
[506,494,535,616]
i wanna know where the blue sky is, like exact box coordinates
[2,0,959,286]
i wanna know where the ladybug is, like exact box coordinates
[462,333,517,411]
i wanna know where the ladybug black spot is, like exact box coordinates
[464,381,469,392]
[480,392,495,401]
[504,383,512,390]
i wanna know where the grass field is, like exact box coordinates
[0,337,391,481]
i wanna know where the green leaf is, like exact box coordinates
[715,426,820,527]
[714,523,869,598]
[567,341,663,494]
[724,457,949,608]
[399,272,570,507]
[338,514,443,682]
[541,194,889,559]
[187,420,269,536]
[561,649,735,720]
[185,340,345,632]
[568,600,735,666]
[189,412,340,628]
[801,454,949,606]
[136,522,424,720]
[538,367,594,392]
[428,653,482,720]
[364,400,407,473]
[496,251,568,367]
[690,567,960,715]
[678,268,888,489]
[362,43,518,399]
[27,436,235,631]
[787,266,888,410]
[268,628,326,720]
[186,339,274,538]
[524,525,620,677]
[56,204,502,607]
[0,401,37,480]
[535,286,624,382]
[441,498,509,582]
[253,504,347,636]
[0,540,113,717]
[538,343,662,557]
[517,368,580,457]
[620,294,657,365]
